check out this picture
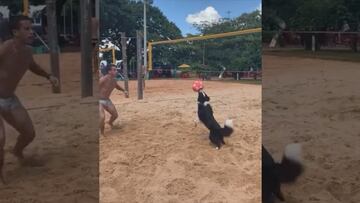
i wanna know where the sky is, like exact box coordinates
[152,0,261,36]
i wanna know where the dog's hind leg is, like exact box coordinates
[215,138,222,150]
[274,186,285,201]
[221,136,225,145]
[209,133,221,150]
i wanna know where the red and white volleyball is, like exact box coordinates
[192,80,203,92]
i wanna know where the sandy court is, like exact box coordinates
[263,55,360,203]
[0,53,99,202]
[100,79,261,203]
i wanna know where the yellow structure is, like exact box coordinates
[23,0,29,16]
[178,64,190,68]
[148,28,261,70]
[99,47,116,64]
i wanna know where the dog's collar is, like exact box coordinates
[197,101,210,106]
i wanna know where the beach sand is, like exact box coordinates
[0,53,99,202]
[263,55,360,203]
[100,79,261,203]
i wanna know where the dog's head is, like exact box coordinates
[198,90,210,105]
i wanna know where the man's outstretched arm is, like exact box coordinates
[29,54,59,86]
[116,82,128,97]
[115,83,125,92]
[29,58,51,79]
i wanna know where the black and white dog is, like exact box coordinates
[197,90,233,149]
[262,144,304,203]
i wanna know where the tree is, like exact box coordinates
[263,0,359,31]
[263,0,359,52]
[100,0,182,67]
[188,10,262,72]
[0,0,69,19]
[100,1,261,71]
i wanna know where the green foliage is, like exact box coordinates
[263,0,360,31]
[0,0,44,16]
[100,0,182,65]
[100,0,260,71]
[175,10,262,72]
[0,0,69,18]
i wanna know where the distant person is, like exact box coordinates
[342,20,350,32]
[99,64,128,135]
[0,15,59,184]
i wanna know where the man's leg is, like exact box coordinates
[99,104,105,135]
[103,102,118,127]
[1,104,35,161]
[0,115,5,183]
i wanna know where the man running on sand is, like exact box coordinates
[0,15,59,184]
[99,64,128,135]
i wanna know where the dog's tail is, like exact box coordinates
[277,143,304,183]
[220,119,234,137]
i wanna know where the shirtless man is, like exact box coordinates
[0,15,59,183]
[99,64,128,135]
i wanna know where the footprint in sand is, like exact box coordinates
[293,134,312,142]
[326,181,346,199]
[162,123,173,128]
[275,105,288,110]
[199,190,226,203]
[166,178,196,197]
[19,156,46,167]
[100,187,120,202]
[72,124,84,130]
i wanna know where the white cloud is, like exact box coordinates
[186,6,222,25]
[257,3,262,13]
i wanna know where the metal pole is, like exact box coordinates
[34,31,50,50]
[70,0,73,35]
[312,35,315,52]
[112,48,115,64]
[80,0,93,97]
[151,28,261,45]
[137,31,143,100]
[148,43,152,70]
[46,0,61,93]
[143,0,148,79]
[202,42,205,65]
[121,32,129,98]
[95,0,100,39]
[23,0,29,16]
[63,4,66,35]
